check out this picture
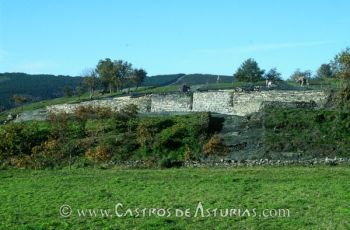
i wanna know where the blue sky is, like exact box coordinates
[0,0,349,78]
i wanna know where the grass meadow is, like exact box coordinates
[1,166,349,229]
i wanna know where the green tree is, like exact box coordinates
[233,58,264,82]
[82,69,100,99]
[113,60,133,92]
[12,94,29,111]
[332,48,350,108]
[316,64,333,79]
[75,85,84,98]
[96,58,116,94]
[289,69,311,81]
[332,47,350,80]
[63,86,72,97]
[132,68,147,89]
[264,68,282,81]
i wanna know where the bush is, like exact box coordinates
[264,107,350,157]
[113,133,139,160]
[85,119,115,136]
[336,81,350,109]
[74,105,113,120]
[1,111,215,168]
[31,139,64,168]
[9,155,32,168]
[184,145,198,161]
[136,119,163,149]
[85,145,112,163]
[203,134,228,157]
[159,157,183,168]
[0,122,47,159]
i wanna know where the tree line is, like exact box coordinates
[232,47,350,82]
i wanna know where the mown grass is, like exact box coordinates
[0,166,349,229]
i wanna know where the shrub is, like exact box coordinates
[159,157,183,168]
[118,104,139,119]
[0,122,47,159]
[85,119,115,137]
[49,113,85,140]
[9,155,32,168]
[113,133,139,160]
[136,120,161,149]
[74,105,113,120]
[336,81,350,109]
[184,145,197,161]
[203,134,228,157]
[153,123,188,152]
[31,139,64,168]
[85,145,112,163]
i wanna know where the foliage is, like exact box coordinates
[0,122,47,160]
[95,58,135,93]
[203,133,228,157]
[136,118,171,151]
[96,58,117,93]
[85,145,112,163]
[264,68,282,81]
[0,109,214,168]
[73,105,113,120]
[82,69,100,99]
[316,63,333,79]
[331,47,350,80]
[136,113,210,160]
[159,157,183,168]
[289,69,312,81]
[63,86,73,97]
[31,139,64,168]
[0,73,83,110]
[233,58,265,82]
[263,107,350,157]
[12,94,30,107]
[336,80,350,109]
[75,85,84,98]
[113,132,139,160]
[48,112,85,140]
[131,68,147,89]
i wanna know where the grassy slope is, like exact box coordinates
[0,167,349,229]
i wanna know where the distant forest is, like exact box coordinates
[0,73,83,110]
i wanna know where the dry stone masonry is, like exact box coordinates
[47,90,329,117]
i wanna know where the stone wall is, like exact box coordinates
[231,90,328,116]
[192,91,233,114]
[151,93,192,112]
[47,95,151,114]
[46,90,330,116]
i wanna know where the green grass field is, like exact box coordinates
[1,166,349,229]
